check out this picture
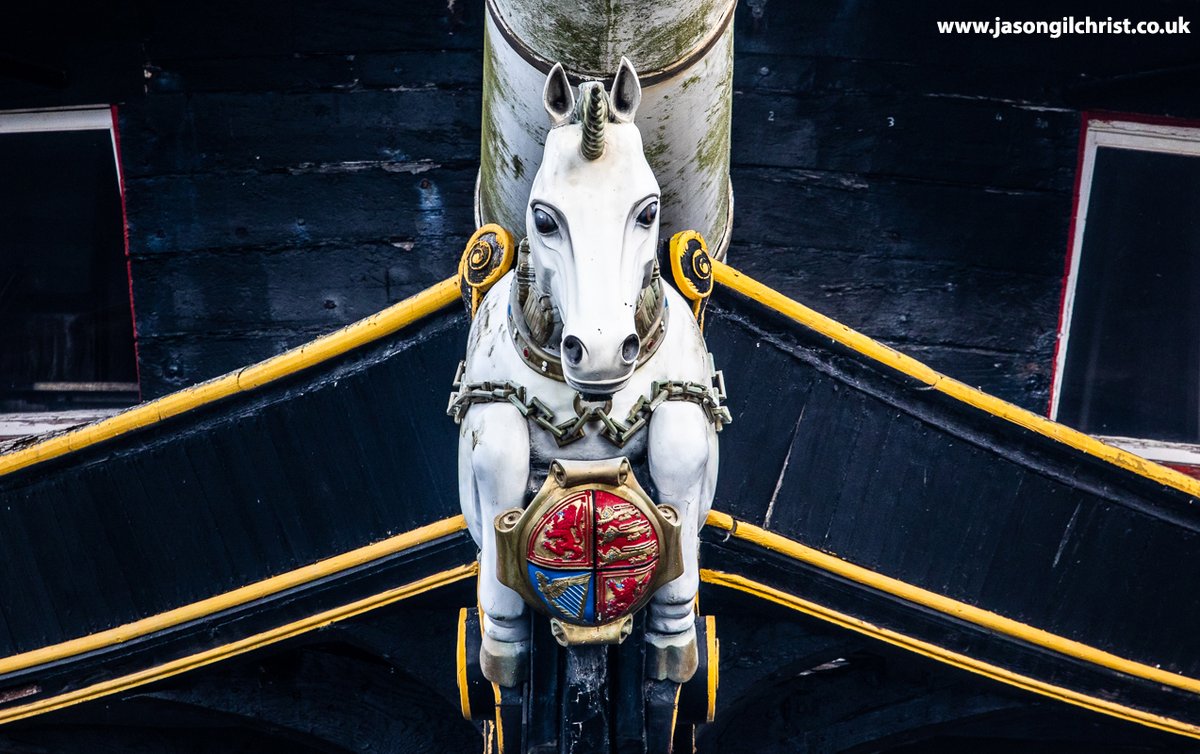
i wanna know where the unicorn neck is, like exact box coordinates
[508,238,668,384]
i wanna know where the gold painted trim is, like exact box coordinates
[0,563,477,725]
[711,260,1200,500]
[0,515,468,677]
[0,277,462,478]
[706,511,1200,695]
[701,570,1200,740]
[456,607,471,720]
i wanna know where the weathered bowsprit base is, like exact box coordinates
[458,608,717,753]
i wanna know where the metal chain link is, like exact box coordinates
[447,357,731,449]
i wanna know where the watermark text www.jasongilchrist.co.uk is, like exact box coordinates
[937,16,1190,38]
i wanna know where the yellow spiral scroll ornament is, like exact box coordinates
[458,224,516,318]
[668,230,714,328]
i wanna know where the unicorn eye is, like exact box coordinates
[636,201,658,228]
[533,207,558,235]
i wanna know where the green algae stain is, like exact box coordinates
[630,0,718,70]
[480,33,518,233]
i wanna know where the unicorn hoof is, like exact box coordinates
[646,625,698,683]
[480,634,529,687]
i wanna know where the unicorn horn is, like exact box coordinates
[580,83,607,160]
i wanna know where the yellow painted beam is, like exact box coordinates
[711,260,1200,501]
[701,569,1200,740]
[0,277,462,478]
[706,510,1200,696]
[0,515,468,677]
[0,563,477,726]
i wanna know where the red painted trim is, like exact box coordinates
[1163,462,1200,481]
[110,104,142,401]
[1045,110,1200,418]
[1083,109,1200,131]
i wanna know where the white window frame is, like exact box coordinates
[1050,117,1200,467]
[0,105,122,173]
[0,106,132,435]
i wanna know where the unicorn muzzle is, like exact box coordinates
[561,331,641,396]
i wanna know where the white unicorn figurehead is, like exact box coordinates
[524,57,660,397]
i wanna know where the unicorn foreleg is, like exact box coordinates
[459,402,532,687]
[645,400,718,682]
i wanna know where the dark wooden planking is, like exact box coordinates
[139,0,484,60]
[1063,73,1200,120]
[732,50,1200,124]
[118,89,482,178]
[707,335,815,523]
[132,49,1089,190]
[133,647,476,750]
[732,52,1071,108]
[43,477,137,637]
[764,375,873,540]
[218,412,317,562]
[0,489,63,649]
[696,589,1198,752]
[0,613,480,752]
[933,452,1028,598]
[732,0,1198,80]
[727,243,1062,353]
[729,169,1073,277]
[178,432,297,580]
[0,534,476,719]
[144,49,484,95]
[817,395,907,558]
[132,243,459,337]
[0,311,468,656]
[0,720,333,752]
[732,89,1080,193]
[701,540,1200,728]
[707,298,1200,679]
[113,0,490,396]
[125,167,475,256]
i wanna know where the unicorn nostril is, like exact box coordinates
[563,336,585,367]
[620,334,640,364]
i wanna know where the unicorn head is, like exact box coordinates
[525,57,660,397]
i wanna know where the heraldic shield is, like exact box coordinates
[494,457,684,644]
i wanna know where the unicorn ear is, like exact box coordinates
[609,57,642,123]
[543,62,575,126]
